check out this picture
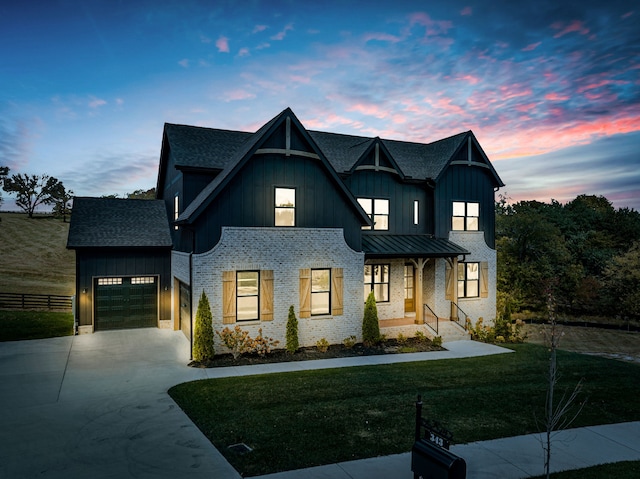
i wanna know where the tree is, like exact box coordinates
[286,305,299,354]
[0,166,8,208]
[127,188,156,200]
[50,182,74,222]
[193,290,215,362]
[362,291,380,346]
[602,242,640,319]
[2,173,62,218]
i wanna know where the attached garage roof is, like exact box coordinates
[67,197,173,248]
[362,234,469,258]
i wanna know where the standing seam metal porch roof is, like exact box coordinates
[361,234,470,258]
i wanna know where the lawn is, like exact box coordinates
[0,310,74,341]
[169,343,640,476]
[530,461,640,479]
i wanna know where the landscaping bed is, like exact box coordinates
[189,336,444,368]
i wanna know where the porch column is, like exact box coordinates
[410,258,428,324]
[447,257,459,322]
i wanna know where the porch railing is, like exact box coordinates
[450,302,469,330]
[423,304,439,334]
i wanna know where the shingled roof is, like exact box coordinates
[67,197,172,248]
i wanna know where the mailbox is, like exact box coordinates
[411,438,466,479]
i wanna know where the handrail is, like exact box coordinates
[423,303,439,334]
[450,301,469,330]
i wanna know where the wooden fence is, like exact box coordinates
[0,293,73,311]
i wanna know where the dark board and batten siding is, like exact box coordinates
[343,170,434,235]
[75,248,171,329]
[435,164,498,248]
[189,153,364,254]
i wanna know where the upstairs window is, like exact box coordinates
[358,198,389,230]
[413,200,419,225]
[452,201,479,231]
[275,187,296,226]
[174,195,179,230]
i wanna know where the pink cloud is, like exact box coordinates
[551,20,590,38]
[458,74,480,85]
[347,103,388,119]
[88,97,106,108]
[515,103,537,113]
[522,42,541,52]
[237,48,250,57]
[544,92,569,101]
[253,25,268,34]
[216,36,229,53]
[460,7,472,16]
[223,89,256,102]
[409,12,453,37]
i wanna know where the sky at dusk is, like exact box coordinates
[1,0,638,211]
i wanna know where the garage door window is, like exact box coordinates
[131,277,155,284]
[98,278,122,285]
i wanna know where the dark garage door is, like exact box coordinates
[95,277,158,331]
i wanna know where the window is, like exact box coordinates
[413,200,419,225]
[275,187,295,226]
[311,269,331,315]
[97,277,122,285]
[458,262,479,298]
[452,201,479,231]
[174,195,179,230]
[358,198,389,230]
[364,264,390,302]
[131,277,155,284]
[237,271,259,321]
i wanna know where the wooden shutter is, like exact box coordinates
[299,268,311,318]
[445,261,454,300]
[260,270,274,321]
[222,271,236,324]
[480,262,489,298]
[331,268,343,316]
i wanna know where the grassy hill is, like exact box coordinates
[0,213,75,295]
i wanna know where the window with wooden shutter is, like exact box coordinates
[331,268,343,316]
[260,270,274,320]
[222,271,236,324]
[480,262,489,298]
[299,268,311,318]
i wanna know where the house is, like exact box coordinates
[67,107,504,348]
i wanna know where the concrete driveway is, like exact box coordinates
[0,329,241,478]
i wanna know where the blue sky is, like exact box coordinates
[1,0,638,210]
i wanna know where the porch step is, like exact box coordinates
[379,318,471,343]
[435,320,471,342]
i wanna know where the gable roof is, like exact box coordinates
[177,108,372,226]
[67,197,172,249]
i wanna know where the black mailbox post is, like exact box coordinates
[412,395,466,479]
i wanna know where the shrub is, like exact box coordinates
[362,291,381,346]
[343,335,357,349]
[396,333,407,344]
[467,316,526,344]
[216,326,253,360]
[414,330,426,342]
[285,305,299,354]
[193,291,215,362]
[316,338,329,353]
[432,336,443,347]
[216,326,279,359]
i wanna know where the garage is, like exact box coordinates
[94,276,158,331]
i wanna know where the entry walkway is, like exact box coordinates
[1,329,638,478]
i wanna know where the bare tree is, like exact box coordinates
[539,289,586,479]
[2,173,61,218]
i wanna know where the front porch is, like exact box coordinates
[379,310,470,343]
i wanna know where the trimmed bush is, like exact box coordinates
[362,291,381,346]
[286,305,299,354]
[193,290,215,362]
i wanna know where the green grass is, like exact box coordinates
[0,310,74,341]
[169,343,640,476]
[530,461,640,479]
[0,212,75,295]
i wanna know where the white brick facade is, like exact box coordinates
[182,227,364,350]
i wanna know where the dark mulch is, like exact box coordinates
[189,337,445,368]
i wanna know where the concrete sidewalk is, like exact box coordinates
[1,329,638,478]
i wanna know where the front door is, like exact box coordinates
[404,264,415,313]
